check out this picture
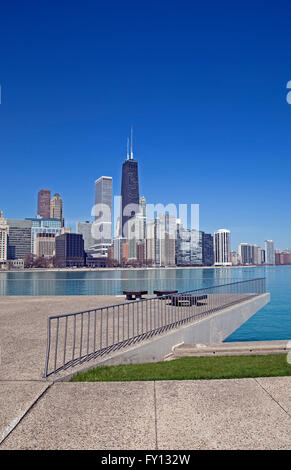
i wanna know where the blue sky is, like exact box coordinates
[1,0,291,250]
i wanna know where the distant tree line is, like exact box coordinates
[24,254,63,268]
[106,258,155,268]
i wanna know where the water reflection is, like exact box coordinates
[1,267,290,342]
[0,267,268,296]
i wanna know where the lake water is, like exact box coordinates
[0,266,290,342]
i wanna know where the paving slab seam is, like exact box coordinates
[253,378,291,419]
[0,379,53,383]
[153,381,158,450]
[0,382,53,447]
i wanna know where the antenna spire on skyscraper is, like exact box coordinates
[127,137,129,160]
[130,127,134,159]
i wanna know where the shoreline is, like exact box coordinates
[0,265,289,273]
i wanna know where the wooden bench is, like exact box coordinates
[123,290,148,300]
[169,294,207,307]
[153,290,178,297]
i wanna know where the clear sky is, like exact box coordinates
[1,1,291,250]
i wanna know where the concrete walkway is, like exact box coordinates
[0,296,290,449]
[0,377,291,449]
[0,295,125,380]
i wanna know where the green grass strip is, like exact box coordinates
[70,354,291,382]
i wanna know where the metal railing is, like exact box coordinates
[43,277,266,377]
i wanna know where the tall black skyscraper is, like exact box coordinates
[202,232,214,266]
[120,130,140,237]
[55,233,85,267]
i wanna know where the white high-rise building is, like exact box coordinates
[139,196,146,217]
[0,211,9,262]
[159,213,176,266]
[146,218,161,266]
[127,213,146,261]
[34,232,56,258]
[145,214,176,266]
[113,237,127,264]
[230,251,239,266]
[92,176,112,258]
[76,221,94,252]
[252,245,261,265]
[214,229,231,266]
[265,240,275,265]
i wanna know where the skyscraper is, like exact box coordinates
[146,217,161,266]
[55,233,85,267]
[76,221,94,252]
[202,232,214,266]
[50,193,63,225]
[26,217,63,254]
[113,236,127,264]
[238,243,253,265]
[175,228,203,266]
[7,219,32,260]
[145,214,176,266]
[0,211,9,262]
[92,176,112,257]
[161,213,176,267]
[34,233,56,258]
[120,130,140,237]
[127,213,146,262]
[37,189,51,218]
[139,196,146,217]
[252,245,261,265]
[230,250,239,266]
[265,240,275,265]
[214,229,231,266]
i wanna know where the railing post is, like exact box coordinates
[43,317,51,378]
[54,318,59,374]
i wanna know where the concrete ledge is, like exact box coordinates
[171,340,291,357]
[62,293,270,380]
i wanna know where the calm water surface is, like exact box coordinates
[0,266,290,342]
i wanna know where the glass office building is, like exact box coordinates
[92,176,112,257]
[7,219,32,260]
[55,233,85,267]
[176,229,203,266]
[121,158,139,238]
[26,218,62,254]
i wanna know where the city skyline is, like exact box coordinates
[0,176,286,266]
[1,125,290,251]
[0,117,288,266]
[0,132,285,268]
[0,153,286,252]
[0,171,287,254]
[1,2,291,249]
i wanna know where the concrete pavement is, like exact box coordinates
[1,377,291,449]
[0,295,125,380]
[0,295,290,450]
